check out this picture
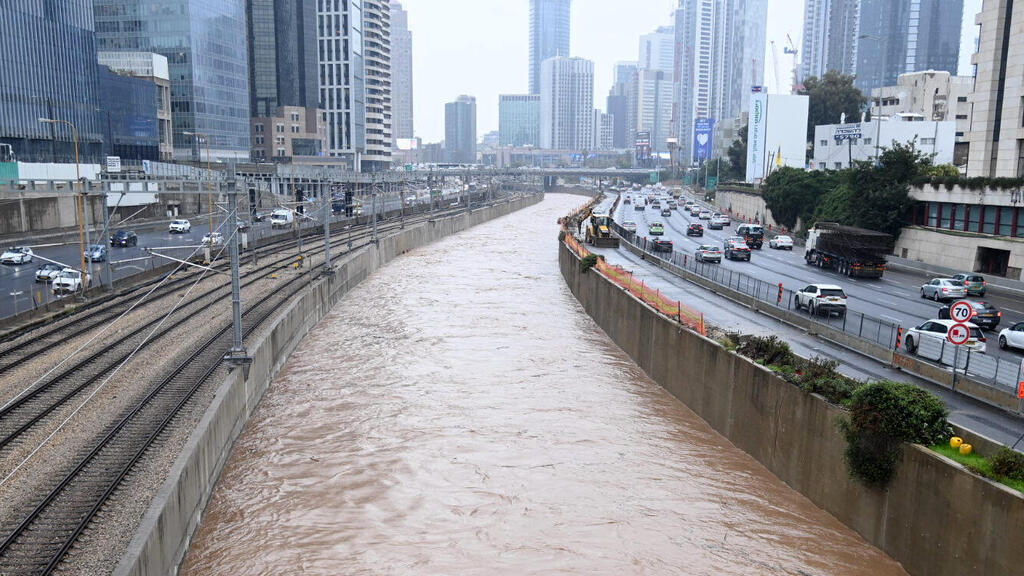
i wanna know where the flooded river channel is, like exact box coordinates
[182,194,906,575]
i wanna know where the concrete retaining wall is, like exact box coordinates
[560,240,1024,576]
[113,194,542,576]
[713,187,782,230]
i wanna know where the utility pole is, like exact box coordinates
[322,177,333,276]
[225,165,249,366]
[102,188,113,290]
[371,176,379,243]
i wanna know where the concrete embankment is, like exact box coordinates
[112,194,542,576]
[559,240,1024,576]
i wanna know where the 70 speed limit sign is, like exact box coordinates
[949,300,974,323]
[947,323,971,345]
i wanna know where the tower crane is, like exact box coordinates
[769,40,782,94]
[783,33,800,93]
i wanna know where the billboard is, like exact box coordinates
[745,92,768,182]
[745,93,808,182]
[693,118,715,161]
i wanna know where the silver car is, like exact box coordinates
[695,244,722,263]
[920,278,967,302]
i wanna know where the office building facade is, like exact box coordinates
[607,62,637,149]
[251,106,327,161]
[499,95,541,147]
[674,0,715,163]
[94,0,251,160]
[318,0,365,169]
[445,95,477,163]
[247,0,319,117]
[360,0,392,171]
[529,0,571,94]
[97,51,173,161]
[539,57,594,150]
[390,2,414,142]
[0,1,103,162]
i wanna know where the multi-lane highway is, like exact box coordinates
[610,189,1024,365]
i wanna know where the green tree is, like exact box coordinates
[799,71,868,144]
[762,167,837,231]
[726,124,747,180]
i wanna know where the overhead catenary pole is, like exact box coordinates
[322,176,333,275]
[225,166,248,365]
[38,117,87,290]
[102,189,113,289]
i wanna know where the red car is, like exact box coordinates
[686,223,704,236]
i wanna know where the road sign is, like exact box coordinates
[1018,379,1024,399]
[949,300,973,323]
[947,323,971,345]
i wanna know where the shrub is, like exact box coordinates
[737,335,794,366]
[580,254,599,273]
[843,380,952,487]
[992,448,1024,481]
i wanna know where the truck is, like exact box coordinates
[804,222,894,278]
[270,208,294,229]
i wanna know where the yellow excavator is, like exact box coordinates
[584,209,620,248]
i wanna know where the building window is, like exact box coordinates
[276,124,284,133]
[291,112,300,121]
[955,204,966,230]
[967,206,981,232]
[957,96,967,102]
[955,114,968,120]
[254,124,263,133]
[820,139,828,146]
[983,206,997,234]
[940,203,952,229]
[927,202,939,227]
[863,138,872,145]
[834,162,842,169]
[277,148,286,156]
[999,206,1015,236]
[955,132,964,137]
[1016,208,1024,237]
[291,125,300,133]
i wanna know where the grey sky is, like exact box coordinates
[398,0,982,144]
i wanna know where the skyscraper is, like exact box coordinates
[247,0,319,117]
[714,0,767,118]
[317,0,368,169]
[539,56,594,150]
[529,0,571,94]
[0,1,103,162]
[499,95,541,147]
[635,25,676,154]
[390,2,414,142]
[607,62,637,149]
[639,26,676,73]
[361,0,392,171]
[674,0,715,163]
[445,95,477,163]
[94,0,251,160]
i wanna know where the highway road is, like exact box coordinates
[610,190,1024,366]
[0,192,457,320]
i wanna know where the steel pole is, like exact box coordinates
[323,184,333,275]
[371,188,378,243]
[102,189,113,290]
[227,183,245,359]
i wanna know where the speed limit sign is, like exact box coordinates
[949,300,973,323]
[947,323,971,345]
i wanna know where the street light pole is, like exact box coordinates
[39,117,87,291]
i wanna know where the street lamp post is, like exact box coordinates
[38,117,88,292]
[183,131,214,247]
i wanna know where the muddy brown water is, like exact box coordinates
[181,194,906,575]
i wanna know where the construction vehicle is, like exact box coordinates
[804,222,894,278]
[584,210,620,248]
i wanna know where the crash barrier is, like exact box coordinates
[564,232,705,335]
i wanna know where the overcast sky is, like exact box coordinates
[397,0,983,143]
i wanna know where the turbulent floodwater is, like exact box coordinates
[181,194,906,576]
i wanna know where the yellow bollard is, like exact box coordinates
[949,437,963,449]
[270,273,278,279]
[959,443,973,456]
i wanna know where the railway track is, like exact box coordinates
[0,194,526,574]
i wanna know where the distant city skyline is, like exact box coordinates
[392,0,983,144]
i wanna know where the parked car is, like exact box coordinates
[938,300,1001,329]
[698,210,712,220]
[52,268,88,294]
[950,272,986,297]
[35,262,63,282]
[998,322,1024,351]
[660,207,672,217]
[648,222,665,236]
[169,219,192,233]
[202,232,225,246]
[905,319,986,356]
[723,240,751,261]
[84,244,107,262]
[651,239,673,253]
[695,245,722,263]
[769,235,794,250]
[793,283,848,317]
[110,230,138,247]
[1,246,34,265]
[686,223,704,236]
[621,221,638,233]
[920,278,967,301]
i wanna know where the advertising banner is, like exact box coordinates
[693,118,716,161]
[746,92,768,182]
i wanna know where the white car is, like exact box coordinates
[52,268,89,294]
[202,232,225,246]
[793,284,847,316]
[698,210,712,220]
[1,246,34,265]
[905,319,986,357]
[711,214,731,227]
[998,322,1024,351]
[920,278,967,301]
[169,219,192,233]
[769,235,794,250]
[695,245,722,263]
[621,221,638,233]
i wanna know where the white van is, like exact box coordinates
[270,209,294,229]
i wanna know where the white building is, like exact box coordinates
[812,117,955,171]
[539,56,594,150]
[635,68,674,153]
[746,93,809,182]
[360,0,392,171]
[591,109,614,150]
[638,26,675,73]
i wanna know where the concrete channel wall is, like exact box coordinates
[113,194,542,576]
[559,240,1024,576]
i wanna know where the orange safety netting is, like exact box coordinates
[563,233,706,336]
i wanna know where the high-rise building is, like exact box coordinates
[607,62,637,149]
[635,69,675,153]
[247,0,318,117]
[539,56,594,150]
[97,51,174,161]
[967,0,1024,177]
[800,0,963,95]
[639,26,676,73]
[674,0,715,163]
[0,1,104,162]
[591,109,614,150]
[499,95,541,147]
[390,2,414,142]
[445,95,477,163]
[361,0,392,171]
[529,0,571,94]
[714,0,767,118]
[94,0,251,160]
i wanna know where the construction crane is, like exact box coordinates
[783,33,800,93]
[769,40,782,94]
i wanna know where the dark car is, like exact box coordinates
[939,300,1001,329]
[687,223,704,236]
[110,230,138,247]
[723,240,751,261]
[651,239,673,253]
[950,273,986,297]
[660,208,672,217]
[252,211,268,222]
